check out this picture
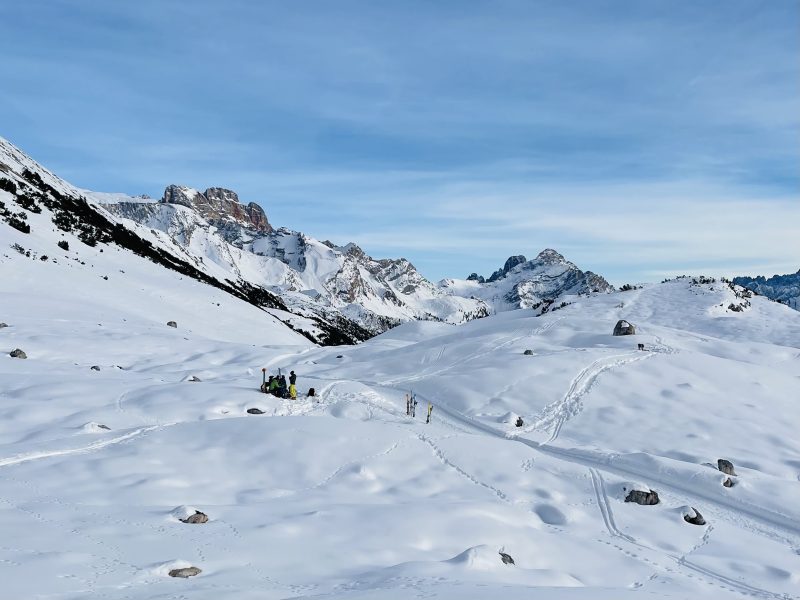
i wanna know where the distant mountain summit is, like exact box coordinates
[733,270,800,311]
[443,249,614,314]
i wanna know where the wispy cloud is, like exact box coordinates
[0,0,797,282]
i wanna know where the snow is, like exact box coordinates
[2,242,800,599]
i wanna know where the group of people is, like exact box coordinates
[261,369,313,400]
[405,392,434,424]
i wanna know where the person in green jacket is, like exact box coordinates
[269,376,280,395]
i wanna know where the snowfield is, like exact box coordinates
[3,221,800,600]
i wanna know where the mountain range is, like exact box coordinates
[1,136,618,343]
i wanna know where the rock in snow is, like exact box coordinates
[9,348,26,359]
[624,488,660,505]
[717,458,737,476]
[167,321,177,328]
[613,320,636,336]
[247,408,265,415]
[168,566,202,578]
[682,506,706,526]
[0,322,8,328]
[180,511,209,524]
[499,551,515,565]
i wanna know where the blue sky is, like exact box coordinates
[1,0,798,284]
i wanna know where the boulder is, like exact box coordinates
[683,507,706,526]
[523,349,534,355]
[180,511,209,524]
[0,322,8,328]
[167,321,177,328]
[9,348,26,359]
[186,375,201,382]
[624,489,659,505]
[168,566,201,578]
[499,551,515,565]
[717,459,736,476]
[613,320,636,336]
[97,424,111,430]
[90,365,101,371]
[247,408,265,415]
[723,477,735,488]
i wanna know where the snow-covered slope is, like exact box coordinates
[734,270,800,311]
[2,266,800,599]
[105,187,490,336]
[0,136,372,345]
[441,249,614,314]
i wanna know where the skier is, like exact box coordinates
[278,375,288,398]
[515,416,524,428]
[426,403,433,424]
[289,370,297,386]
[289,383,297,400]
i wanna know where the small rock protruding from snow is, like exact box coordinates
[717,458,737,476]
[9,348,27,359]
[723,477,735,488]
[184,375,201,382]
[0,322,8,328]
[624,488,659,505]
[82,422,111,432]
[247,407,265,415]
[499,551,515,565]
[613,320,636,336]
[167,321,177,328]
[523,349,534,355]
[682,506,706,526]
[180,511,209,524]
[169,566,202,578]
[90,365,101,371]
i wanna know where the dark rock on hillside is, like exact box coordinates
[167,321,177,328]
[90,365,101,371]
[683,507,706,526]
[499,551,515,565]
[9,348,26,359]
[613,320,636,336]
[247,408,265,415]
[180,511,209,524]
[0,322,8,328]
[717,459,736,476]
[169,566,201,578]
[624,488,659,505]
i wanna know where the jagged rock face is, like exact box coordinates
[162,185,272,239]
[487,255,527,283]
[734,271,800,311]
[107,194,490,337]
[450,248,615,314]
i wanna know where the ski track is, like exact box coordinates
[0,425,167,469]
[347,377,799,598]
[531,351,655,443]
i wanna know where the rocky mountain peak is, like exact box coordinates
[161,184,272,234]
[535,248,567,264]
[486,255,527,283]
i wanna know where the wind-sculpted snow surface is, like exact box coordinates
[2,266,800,599]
